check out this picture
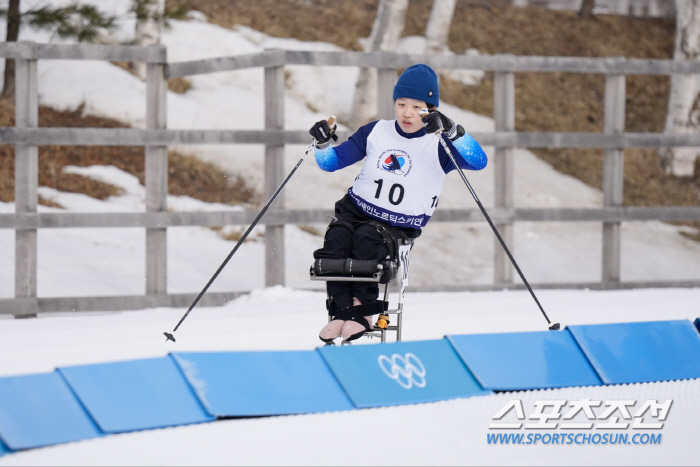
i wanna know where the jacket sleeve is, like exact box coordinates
[438,133,488,173]
[314,121,379,172]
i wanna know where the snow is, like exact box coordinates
[1,2,699,465]
[1,287,700,466]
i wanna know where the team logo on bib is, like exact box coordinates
[378,149,412,176]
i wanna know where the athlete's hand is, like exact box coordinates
[309,119,338,146]
[421,110,463,141]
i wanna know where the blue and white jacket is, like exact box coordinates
[315,120,487,229]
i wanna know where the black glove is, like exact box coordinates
[309,119,338,145]
[421,110,464,141]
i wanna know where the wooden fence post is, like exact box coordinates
[377,68,397,120]
[145,47,168,295]
[493,70,515,284]
[264,52,286,286]
[602,73,626,283]
[14,51,39,310]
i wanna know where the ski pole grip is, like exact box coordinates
[327,115,338,142]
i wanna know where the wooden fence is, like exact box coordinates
[2,41,700,316]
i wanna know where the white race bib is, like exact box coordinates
[349,120,446,228]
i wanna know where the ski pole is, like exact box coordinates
[163,116,335,342]
[425,112,560,331]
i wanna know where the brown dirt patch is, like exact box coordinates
[0,99,258,206]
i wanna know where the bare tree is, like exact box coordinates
[350,0,408,128]
[130,0,186,79]
[579,0,596,18]
[2,0,20,99]
[133,0,165,79]
[425,0,457,55]
[662,0,700,177]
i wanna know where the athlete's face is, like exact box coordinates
[395,98,429,134]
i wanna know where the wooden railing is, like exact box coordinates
[2,42,700,316]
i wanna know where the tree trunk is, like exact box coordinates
[662,0,700,177]
[425,0,457,55]
[134,0,165,80]
[350,0,408,129]
[579,0,596,18]
[2,0,21,100]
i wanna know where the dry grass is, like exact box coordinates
[168,77,193,94]
[169,0,380,51]
[210,226,243,242]
[0,99,258,206]
[434,5,673,59]
[168,151,259,205]
[36,195,64,209]
[209,226,266,242]
[299,224,323,236]
[168,1,674,58]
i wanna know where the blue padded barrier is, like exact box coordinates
[447,330,603,391]
[171,351,354,417]
[568,320,700,384]
[0,438,9,457]
[58,356,214,433]
[319,339,489,408]
[0,371,102,450]
[694,318,700,334]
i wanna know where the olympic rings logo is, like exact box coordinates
[377,353,426,389]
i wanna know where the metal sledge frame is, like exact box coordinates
[310,240,413,343]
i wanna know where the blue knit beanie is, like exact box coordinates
[392,64,439,107]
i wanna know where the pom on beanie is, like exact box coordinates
[392,64,439,107]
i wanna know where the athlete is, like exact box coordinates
[309,64,488,344]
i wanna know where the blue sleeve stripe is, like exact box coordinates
[314,121,380,172]
[439,133,488,173]
[314,145,341,172]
